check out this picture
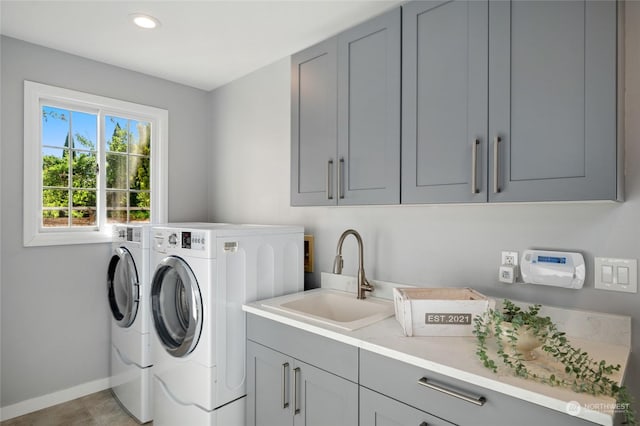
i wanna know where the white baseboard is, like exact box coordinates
[0,377,110,421]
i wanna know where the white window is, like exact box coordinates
[24,81,168,246]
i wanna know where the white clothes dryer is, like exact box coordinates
[150,223,303,426]
[108,224,153,423]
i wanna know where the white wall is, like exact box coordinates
[0,36,210,407]
[210,3,640,402]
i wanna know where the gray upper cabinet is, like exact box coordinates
[489,0,618,202]
[337,8,401,205]
[403,0,619,204]
[402,0,489,204]
[293,0,619,206]
[291,38,337,206]
[291,8,400,206]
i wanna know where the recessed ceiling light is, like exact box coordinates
[131,14,160,29]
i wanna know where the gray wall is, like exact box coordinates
[0,36,210,406]
[209,3,640,404]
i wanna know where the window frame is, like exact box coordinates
[24,81,168,246]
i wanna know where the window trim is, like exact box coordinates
[24,81,168,246]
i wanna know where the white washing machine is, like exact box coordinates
[107,224,153,423]
[150,223,303,426]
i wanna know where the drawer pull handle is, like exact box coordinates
[282,362,289,409]
[338,158,345,199]
[294,367,301,415]
[419,423,429,426]
[417,377,486,406]
[493,136,501,193]
[327,160,334,200]
[471,138,480,194]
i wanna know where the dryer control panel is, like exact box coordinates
[152,228,212,258]
[180,231,206,250]
[113,225,141,243]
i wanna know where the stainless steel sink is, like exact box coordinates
[261,289,394,331]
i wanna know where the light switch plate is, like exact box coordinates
[594,257,637,293]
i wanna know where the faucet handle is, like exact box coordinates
[332,255,344,274]
[362,277,374,292]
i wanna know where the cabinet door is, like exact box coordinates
[360,387,455,426]
[246,341,293,426]
[293,360,358,426]
[489,0,617,202]
[337,8,401,205]
[291,38,337,206]
[402,1,488,204]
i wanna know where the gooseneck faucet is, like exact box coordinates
[332,229,374,299]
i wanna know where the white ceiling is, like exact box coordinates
[0,1,402,91]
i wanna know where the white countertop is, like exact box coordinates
[243,284,631,426]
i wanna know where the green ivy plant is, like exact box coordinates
[473,300,635,425]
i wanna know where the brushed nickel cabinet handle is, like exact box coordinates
[417,377,486,406]
[294,367,301,415]
[471,139,480,194]
[493,136,501,193]
[327,160,334,200]
[282,362,289,409]
[338,158,345,199]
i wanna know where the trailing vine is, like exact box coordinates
[473,300,635,425]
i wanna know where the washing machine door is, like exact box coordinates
[107,247,140,328]
[151,256,203,358]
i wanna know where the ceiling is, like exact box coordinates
[0,1,402,91]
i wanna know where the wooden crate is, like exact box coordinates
[393,288,495,337]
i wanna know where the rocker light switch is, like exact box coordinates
[594,257,637,293]
[618,267,629,285]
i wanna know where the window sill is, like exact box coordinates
[24,230,112,247]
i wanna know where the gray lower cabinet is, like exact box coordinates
[401,0,619,204]
[360,350,600,426]
[247,341,294,426]
[248,315,606,426]
[294,359,358,426]
[360,386,455,426]
[246,341,358,426]
[246,315,359,426]
[291,8,400,206]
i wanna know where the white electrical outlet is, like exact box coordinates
[499,251,519,284]
[501,251,519,266]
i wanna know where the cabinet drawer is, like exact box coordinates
[360,350,598,426]
[360,386,455,426]
[247,314,358,382]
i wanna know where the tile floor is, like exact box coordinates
[1,390,146,426]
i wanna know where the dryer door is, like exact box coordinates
[151,256,203,358]
[107,247,140,328]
